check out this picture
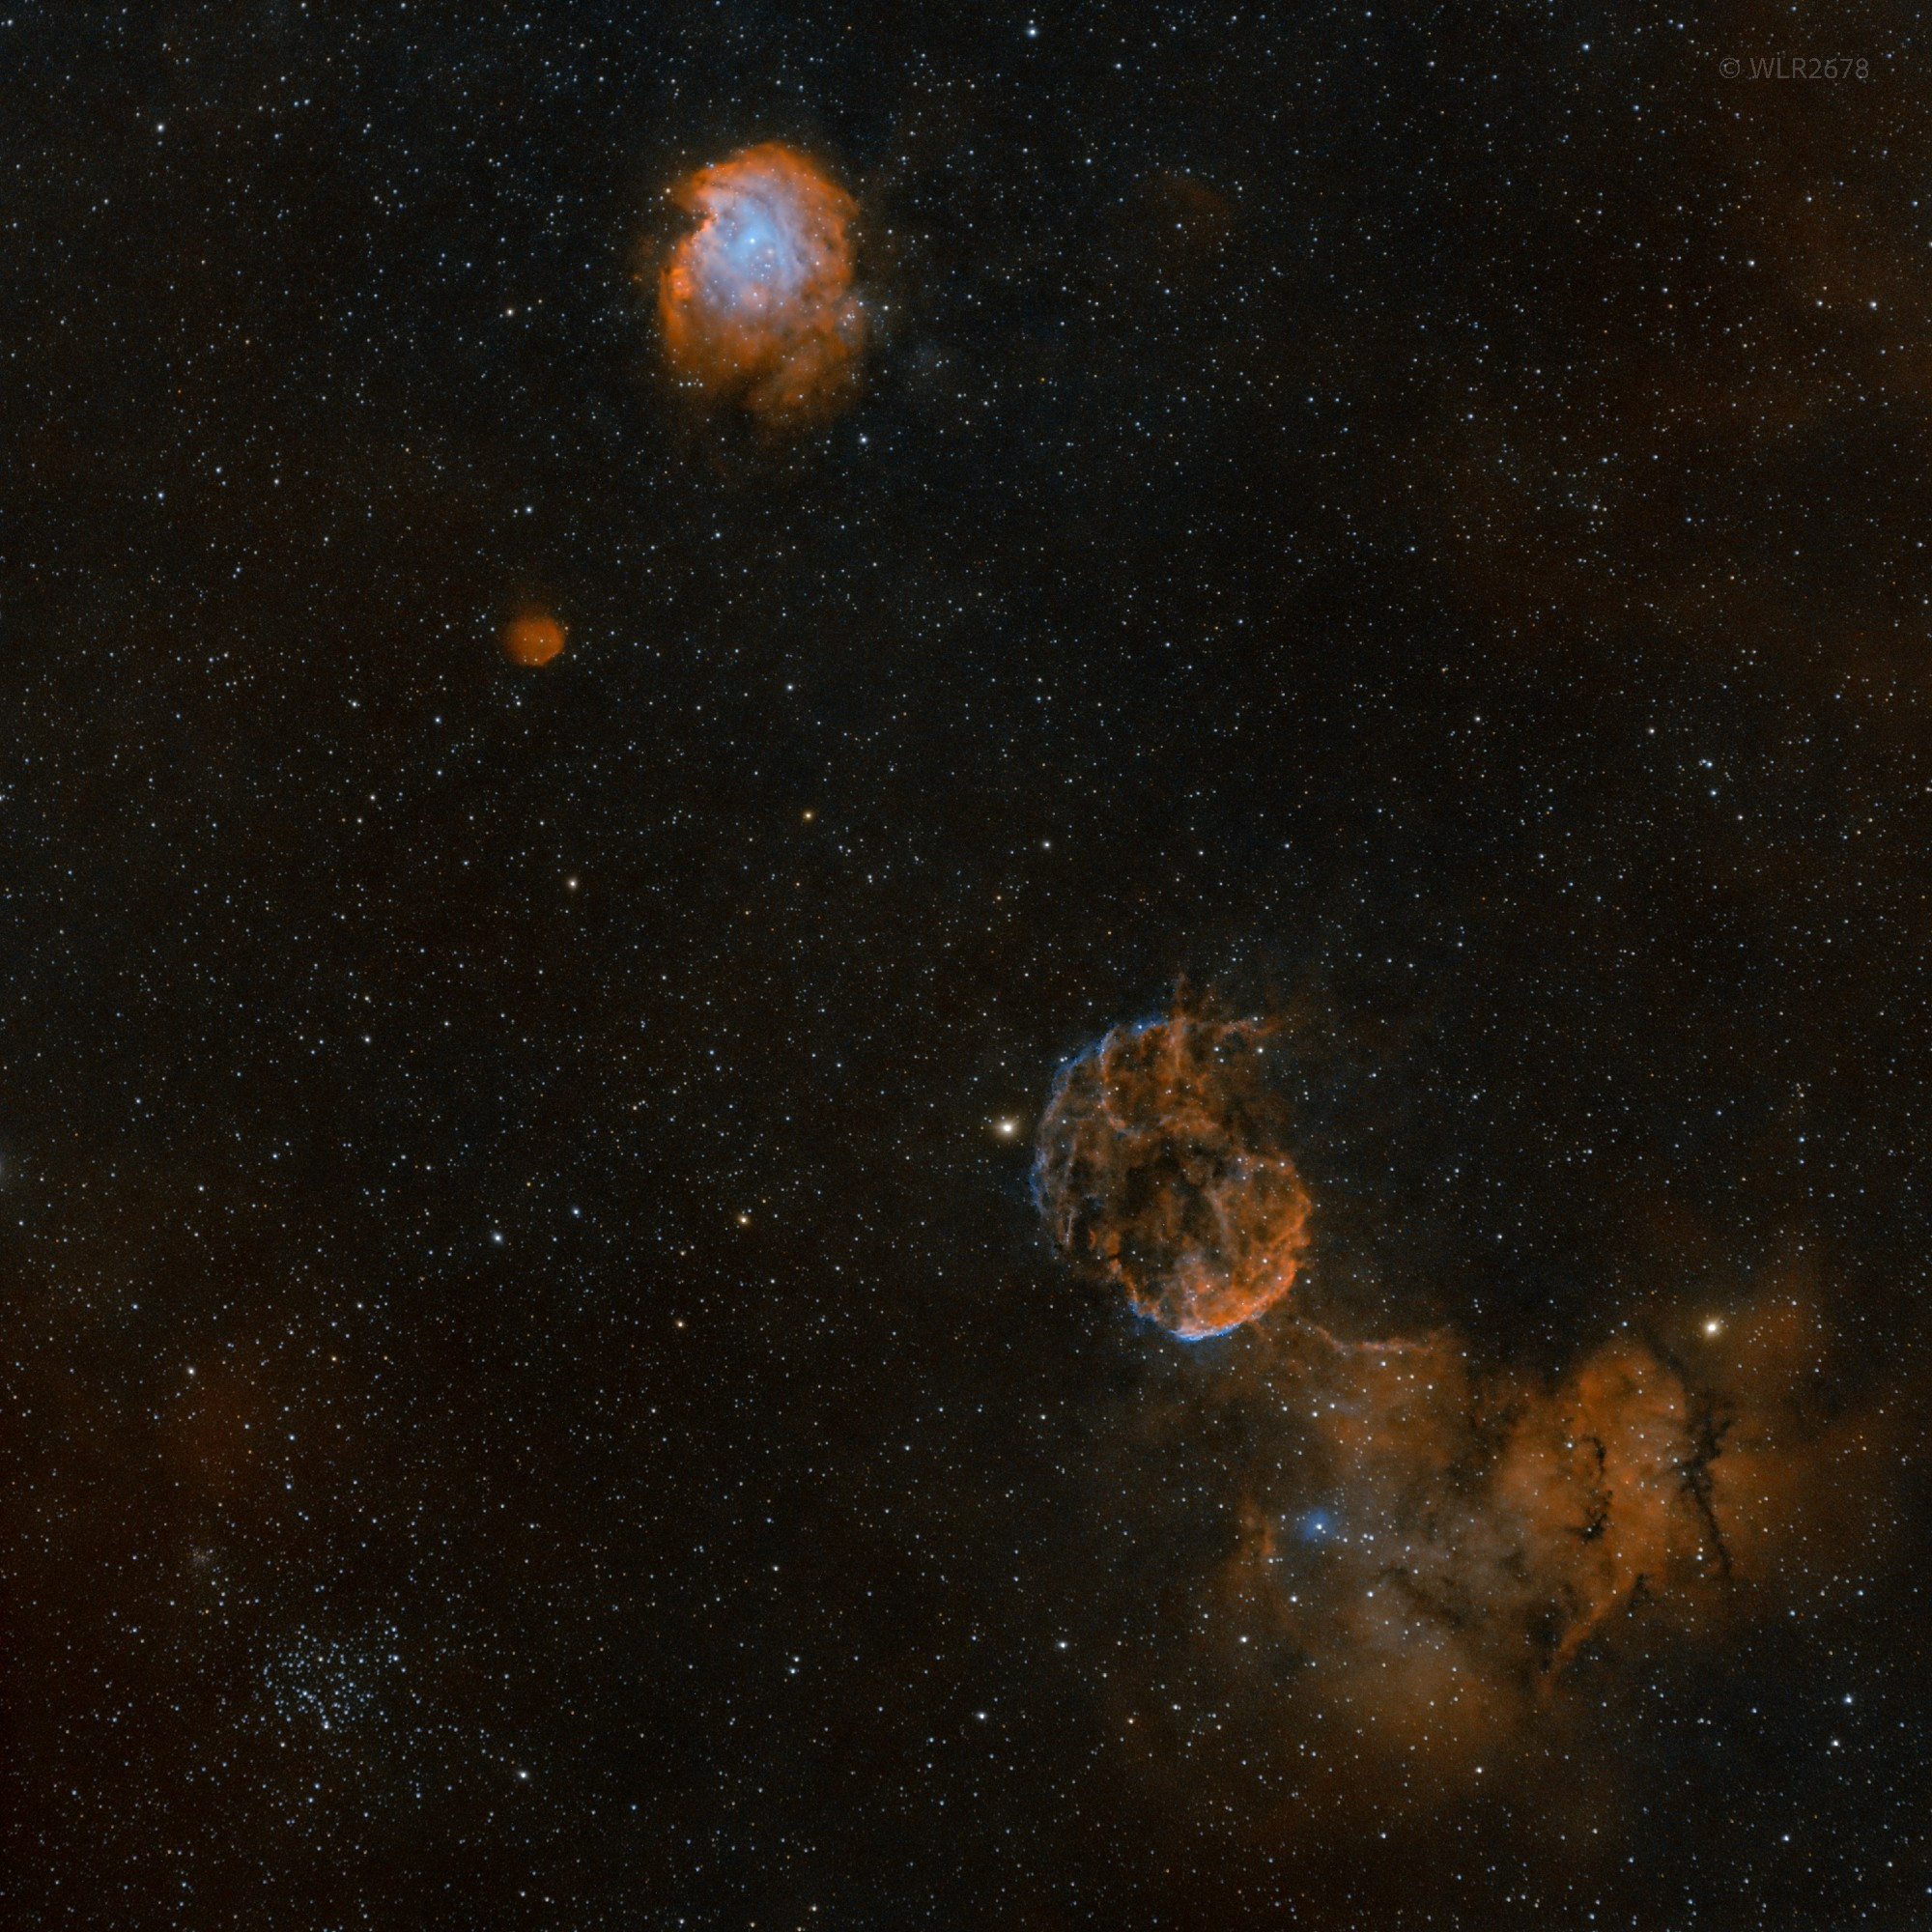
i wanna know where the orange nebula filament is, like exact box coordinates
[658,143,866,420]
[1033,1009,1311,1339]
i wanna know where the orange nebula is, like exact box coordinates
[503,611,565,667]
[1033,1009,1311,1338]
[1039,998,1905,1799]
[1304,1335,1726,1679]
[1492,1340,1727,1673]
[1201,1279,1894,1789]
[658,143,866,421]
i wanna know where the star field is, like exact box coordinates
[7,2,1932,1926]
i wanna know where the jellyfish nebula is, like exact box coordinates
[1033,1009,1311,1339]
[657,143,866,421]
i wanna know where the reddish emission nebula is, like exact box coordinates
[657,143,866,421]
[1038,998,1894,1777]
[1032,1010,1311,1339]
[502,610,565,667]
[1232,1328,1730,1744]
[1206,1289,1892,1789]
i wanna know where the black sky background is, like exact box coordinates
[7,2,1932,1925]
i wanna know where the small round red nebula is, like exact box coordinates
[658,143,866,420]
[502,611,565,667]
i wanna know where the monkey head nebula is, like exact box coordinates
[657,143,866,421]
[1033,1009,1311,1339]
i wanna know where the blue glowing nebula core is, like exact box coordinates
[659,143,866,420]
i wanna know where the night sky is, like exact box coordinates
[8,3,1932,1926]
